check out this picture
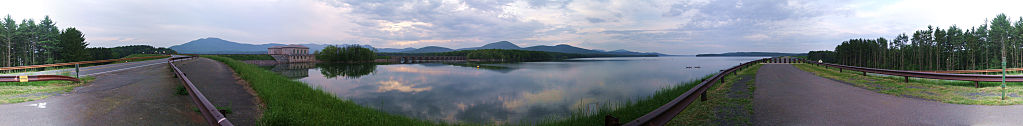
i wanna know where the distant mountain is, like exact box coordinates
[169,37,369,54]
[603,49,668,56]
[169,38,285,54]
[401,46,454,53]
[695,52,806,57]
[457,41,521,50]
[376,47,417,53]
[387,41,666,56]
[521,44,604,54]
[169,38,667,56]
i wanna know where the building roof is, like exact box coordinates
[269,45,309,49]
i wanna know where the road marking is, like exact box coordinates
[85,61,168,76]
[26,102,46,109]
[0,58,167,76]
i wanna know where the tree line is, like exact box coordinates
[0,15,175,67]
[315,45,376,62]
[809,13,1023,71]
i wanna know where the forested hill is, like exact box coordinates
[0,15,175,66]
[696,52,806,57]
[807,13,1023,71]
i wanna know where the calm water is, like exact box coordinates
[263,56,761,124]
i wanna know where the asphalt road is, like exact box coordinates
[0,55,186,77]
[0,58,203,125]
[754,64,1023,125]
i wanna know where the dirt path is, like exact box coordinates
[0,61,203,126]
[175,57,262,126]
[754,64,1023,125]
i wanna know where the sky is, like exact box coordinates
[2,0,1023,55]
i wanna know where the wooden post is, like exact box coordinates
[976,81,980,88]
[605,115,620,126]
[904,76,909,82]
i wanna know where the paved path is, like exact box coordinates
[0,59,203,126]
[754,64,1023,125]
[175,57,262,126]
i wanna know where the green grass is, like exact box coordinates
[794,63,1023,105]
[119,53,169,62]
[0,77,95,104]
[214,54,276,60]
[666,64,761,125]
[122,54,167,58]
[206,54,763,125]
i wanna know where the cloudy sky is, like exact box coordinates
[2,0,1022,54]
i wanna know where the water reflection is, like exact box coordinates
[264,56,761,124]
[318,63,376,79]
[257,63,315,79]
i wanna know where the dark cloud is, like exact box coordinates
[586,17,606,23]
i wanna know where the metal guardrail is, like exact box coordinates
[0,55,170,71]
[802,59,1023,87]
[614,56,1023,126]
[609,57,773,126]
[919,68,1023,74]
[0,75,80,82]
[169,56,234,126]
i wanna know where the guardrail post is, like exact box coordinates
[75,64,80,78]
[605,115,620,126]
[700,91,707,101]
[862,71,866,76]
[975,81,980,88]
[904,76,909,82]
[839,68,842,72]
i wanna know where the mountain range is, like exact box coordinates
[695,52,806,57]
[168,38,666,56]
[169,38,359,54]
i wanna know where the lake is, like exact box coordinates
[261,56,762,124]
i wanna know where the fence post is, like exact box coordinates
[904,76,909,83]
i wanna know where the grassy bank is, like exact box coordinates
[214,54,275,60]
[667,64,761,125]
[793,63,1023,105]
[202,55,438,125]
[0,77,94,104]
[206,54,761,125]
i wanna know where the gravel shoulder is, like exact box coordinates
[175,57,262,126]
